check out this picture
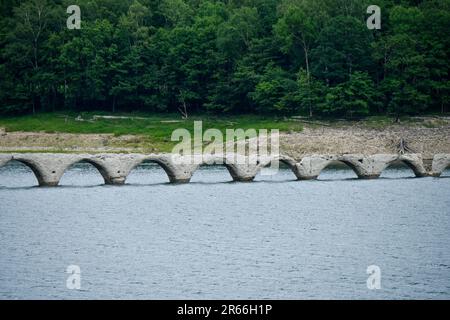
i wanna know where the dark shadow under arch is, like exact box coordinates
[397,159,423,177]
[317,160,360,180]
[59,159,110,186]
[126,159,174,185]
[0,159,41,186]
[441,165,450,177]
[190,163,236,183]
[255,159,298,181]
[380,160,418,178]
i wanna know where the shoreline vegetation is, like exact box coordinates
[1,1,448,158]
[1,113,449,160]
[1,1,449,119]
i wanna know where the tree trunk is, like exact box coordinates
[178,89,189,119]
[302,40,313,118]
[179,100,188,119]
[32,95,36,115]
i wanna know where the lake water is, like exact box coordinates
[0,161,449,300]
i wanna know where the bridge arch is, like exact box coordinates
[397,159,425,177]
[379,159,421,178]
[442,164,450,177]
[255,156,299,180]
[316,160,361,180]
[431,154,450,177]
[126,158,181,184]
[60,158,111,185]
[0,159,44,186]
[190,162,245,182]
[433,162,450,177]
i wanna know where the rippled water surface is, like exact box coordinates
[0,161,449,299]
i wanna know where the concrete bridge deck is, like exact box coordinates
[0,153,449,187]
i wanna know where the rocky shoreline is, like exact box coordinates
[280,125,450,161]
[1,123,450,160]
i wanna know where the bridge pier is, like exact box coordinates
[226,163,259,182]
[85,154,146,185]
[431,154,450,177]
[199,154,260,182]
[0,154,12,168]
[12,154,82,187]
[290,154,428,180]
[152,155,198,184]
[398,154,429,177]
[337,154,399,179]
[294,155,337,180]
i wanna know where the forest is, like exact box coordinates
[0,0,449,119]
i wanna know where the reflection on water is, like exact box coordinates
[0,162,449,299]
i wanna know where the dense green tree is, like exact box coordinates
[250,64,298,114]
[0,0,448,117]
[312,16,374,84]
[324,72,377,118]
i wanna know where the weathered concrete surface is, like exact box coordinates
[431,154,450,177]
[0,152,446,186]
[201,154,302,181]
[258,155,299,178]
[199,154,259,182]
[79,154,200,184]
[337,154,399,179]
[0,154,12,168]
[154,154,198,183]
[294,155,339,180]
[398,154,429,177]
[226,163,259,182]
[12,153,81,186]
[79,154,146,185]
[0,153,198,186]
[280,154,427,180]
[9,153,151,186]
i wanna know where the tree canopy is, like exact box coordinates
[0,0,449,118]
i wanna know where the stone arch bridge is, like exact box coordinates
[0,153,449,187]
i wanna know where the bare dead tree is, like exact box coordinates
[392,138,415,154]
[178,89,189,119]
[15,0,51,114]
